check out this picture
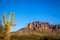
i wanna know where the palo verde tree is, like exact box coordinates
[2,12,16,40]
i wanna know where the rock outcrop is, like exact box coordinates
[16,21,60,34]
[26,22,52,32]
[13,21,60,35]
[52,24,60,33]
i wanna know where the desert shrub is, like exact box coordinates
[10,34,60,40]
[40,34,60,40]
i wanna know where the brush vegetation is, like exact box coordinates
[0,33,60,40]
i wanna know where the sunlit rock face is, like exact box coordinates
[26,21,52,32]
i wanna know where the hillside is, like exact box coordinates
[10,21,60,40]
[13,21,60,35]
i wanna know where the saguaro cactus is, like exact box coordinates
[2,12,16,40]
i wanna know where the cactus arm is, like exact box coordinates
[11,12,16,26]
[2,13,7,24]
[8,13,11,23]
[11,12,14,24]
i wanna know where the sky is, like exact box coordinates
[0,0,60,32]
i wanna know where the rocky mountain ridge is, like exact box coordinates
[14,21,60,34]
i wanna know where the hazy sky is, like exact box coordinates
[0,0,60,32]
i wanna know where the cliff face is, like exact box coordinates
[26,22,52,32]
[52,24,60,33]
[15,21,60,34]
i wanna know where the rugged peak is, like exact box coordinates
[27,21,50,28]
[15,21,60,34]
[24,21,53,32]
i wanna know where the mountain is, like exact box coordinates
[52,24,60,33]
[13,21,60,35]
